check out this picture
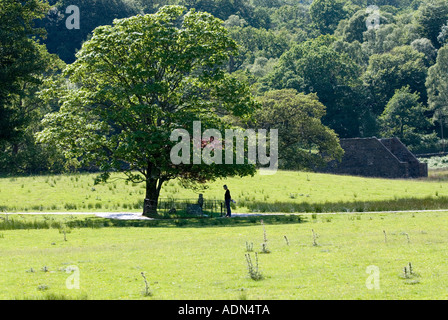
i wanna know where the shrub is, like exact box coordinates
[245,253,263,281]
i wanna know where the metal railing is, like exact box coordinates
[154,198,225,217]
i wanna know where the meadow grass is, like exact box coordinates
[2,170,448,299]
[1,211,448,299]
[1,170,448,213]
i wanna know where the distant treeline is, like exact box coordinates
[2,0,448,174]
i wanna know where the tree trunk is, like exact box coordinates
[142,178,162,218]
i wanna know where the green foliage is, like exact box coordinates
[262,35,363,137]
[426,44,448,122]
[255,89,343,170]
[379,86,435,150]
[0,0,50,143]
[339,8,395,44]
[416,0,448,48]
[269,3,314,33]
[360,15,419,57]
[38,0,140,63]
[411,38,437,66]
[438,21,448,45]
[226,25,291,73]
[340,9,372,43]
[184,0,267,28]
[310,0,349,35]
[4,0,448,175]
[0,0,67,174]
[363,45,428,116]
[419,155,448,169]
[37,5,257,216]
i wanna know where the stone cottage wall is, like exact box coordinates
[320,137,427,178]
[379,138,427,178]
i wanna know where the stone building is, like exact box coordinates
[321,137,428,178]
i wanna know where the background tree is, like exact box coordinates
[310,0,349,35]
[36,6,258,217]
[379,86,435,151]
[0,44,66,174]
[339,8,394,44]
[262,35,363,138]
[426,44,448,145]
[416,0,448,48]
[0,0,67,174]
[363,45,428,116]
[411,38,438,66]
[437,20,448,45]
[269,3,314,35]
[255,89,343,170]
[183,0,268,28]
[340,8,372,43]
[0,0,50,144]
[225,24,291,73]
[38,0,139,63]
[360,16,421,56]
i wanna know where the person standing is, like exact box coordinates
[223,185,231,217]
[197,194,204,215]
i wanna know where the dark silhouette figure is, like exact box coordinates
[223,185,231,217]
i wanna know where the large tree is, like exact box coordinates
[37,5,258,217]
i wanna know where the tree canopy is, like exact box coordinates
[262,35,363,138]
[255,89,343,170]
[3,0,448,181]
[379,86,435,150]
[37,5,258,216]
[426,44,448,134]
[0,0,50,144]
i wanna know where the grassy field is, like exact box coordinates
[1,170,448,300]
[2,170,448,214]
[1,211,448,299]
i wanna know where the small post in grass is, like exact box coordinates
[284,235,290,246]
[312,229,318,246]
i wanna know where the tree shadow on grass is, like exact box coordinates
[3,195,448,230]
[0,213,305,230]
[65,214,306,229]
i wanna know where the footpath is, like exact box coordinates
[5,209,448,220]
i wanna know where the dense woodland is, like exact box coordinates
[2,0,448,175]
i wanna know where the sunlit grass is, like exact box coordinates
[1,211,448,299]
[1,170,448,213]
